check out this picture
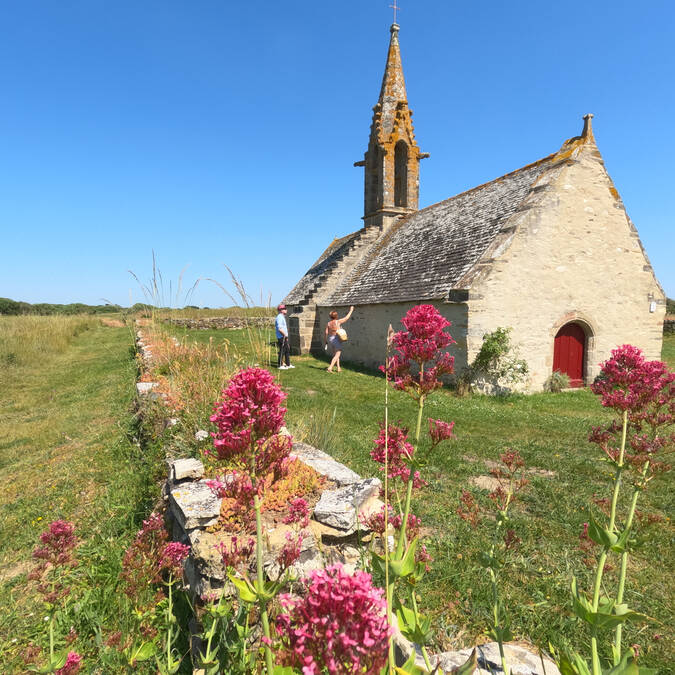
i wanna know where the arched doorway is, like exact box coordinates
[553,323,586,387]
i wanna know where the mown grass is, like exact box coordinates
[0,318,177,672]
[167,324,675,670]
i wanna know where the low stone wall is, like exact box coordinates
[164,448,383,600]
[165,316,273,330]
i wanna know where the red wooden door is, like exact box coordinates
[553,323,585,387]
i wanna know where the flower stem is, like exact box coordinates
[384,344,394,674]
[396,392,425,557]
[411,591,433,671]
[590,409,628,674]
[254,492,274,675]
[166,577,173,671]
[613,460,650,665]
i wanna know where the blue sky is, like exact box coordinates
[1,1,673,307]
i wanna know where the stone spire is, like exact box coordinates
[355,23,428,231]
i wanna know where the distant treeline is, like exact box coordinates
[0,298,271,317]
[0,298,148,316]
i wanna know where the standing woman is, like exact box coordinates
[325,305,354,373]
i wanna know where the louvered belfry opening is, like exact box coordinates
[394,141,408,207]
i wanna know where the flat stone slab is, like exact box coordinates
[169,481,221,530]
[313,478,381,532]
[171,458,204,482]
[291,442,362,486]
[433,642,561,675]
[136,381,158,395]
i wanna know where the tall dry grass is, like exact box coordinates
[0,314,99,369]
[139,327,242,434]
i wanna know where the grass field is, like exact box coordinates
[167,324,675,669]
[0,317,176,672]
[1,314,672,672]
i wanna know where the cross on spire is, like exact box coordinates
[389,1,400,24]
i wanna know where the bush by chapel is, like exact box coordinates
[283,22,666,390]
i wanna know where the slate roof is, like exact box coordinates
[325,153,559,305]
[284,231,362,305]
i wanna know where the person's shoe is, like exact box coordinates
[279,365,289,370]
[287,364,295,369]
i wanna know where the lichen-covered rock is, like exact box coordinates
[171,458,204,482]
[291,442,362,486]
[313,478,382,532]
[169,481,221,530]
[433,642,561,675]
[136,381,158,395]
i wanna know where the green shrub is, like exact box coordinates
[544,370,570,392]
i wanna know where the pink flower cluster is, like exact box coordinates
[32,520,78,569]
[591,345,674,413]
[371,423,427,488]
[428,418,455,447]
[216,535,255,571]
[276,531,305,572]
[210,367,288,461]
[55,651,82,675]
[589,345,674,477]
[159,542,190,577]
[276,564,391,675]
[383,305,455,397]
[283,497,311,528]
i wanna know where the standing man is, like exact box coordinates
[275,304,294,370]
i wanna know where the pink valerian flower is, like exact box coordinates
[276,531,305,572]
[216,536,255,571]
[32,520,78,568]
[207,471,255,503]
[428,418,455,447]
[416,543,433,572]
[390,512,422,542]
[210,367,288,462]
[55,651,82,675]
[382,305,456,398]
[488,450,529,508]
[275,564,391,675]
[589,347,673,482]
[457,490,480,527]
[371,423,427,487]
[360,504,395,535]
[159,542,190,577]
[283,498,310,528]
[120,512,169,597]
[591,345,675,414]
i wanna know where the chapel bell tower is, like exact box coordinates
[355,22,428,230]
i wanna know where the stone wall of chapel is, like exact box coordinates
[314,302,468,374]
[467,146,665,391]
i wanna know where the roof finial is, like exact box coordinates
[582,113,595,142]
[389,1,400,28]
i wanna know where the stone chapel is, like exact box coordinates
[283,22,666,390]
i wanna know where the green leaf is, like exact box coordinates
[450,648,478,675]
[131,641,157,662]
[587,514,618,549]
[602,650,639,675]
[272,666,301,674]
[229,574,258,603]
[609,526,632,554]
[394,598,432,644]
[391,538,419,579]
[394,649,429,674]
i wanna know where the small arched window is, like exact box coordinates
[394,141,408,207]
